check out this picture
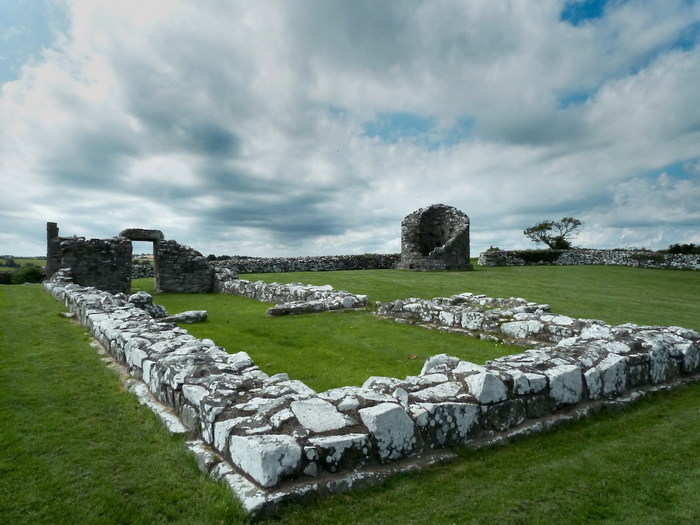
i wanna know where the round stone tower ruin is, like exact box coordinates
[397,204,472,271]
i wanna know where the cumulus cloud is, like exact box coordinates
[1,0,699,256]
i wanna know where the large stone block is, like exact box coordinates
[359,403,416,460]
[229,435,302,488]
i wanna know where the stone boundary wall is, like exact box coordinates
[211,254,400,274]
[213,268,368,315]
[478,248,700,270]
[132,261,155,279]
[44,270,700,515]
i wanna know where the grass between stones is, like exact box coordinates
[3,266,700,523]
[134,265,700,393]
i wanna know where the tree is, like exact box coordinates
[524,217,582,249]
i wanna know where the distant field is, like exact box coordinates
[0,257,45,272]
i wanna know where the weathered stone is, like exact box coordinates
[119,228,164,241]
[290,398,351,433]
[397,204,472,271]
[465,372,508,404]
[359,403,415,460]
[161,310,208,324]
[482,399,526,432]
[545,365,583,405]
[308,434,369,471]
[128,291,168,318]
[229,435,302,488]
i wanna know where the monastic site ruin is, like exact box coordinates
[41,206,700,516]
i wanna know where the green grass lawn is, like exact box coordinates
[0,285,244,524]
[3,266,700,524]
[132,279,519,393]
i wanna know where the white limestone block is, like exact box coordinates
[359,403,415,460]
[545,365,583,405]
[229,435,302,488]
[410,382,462,402]
[584,367,602,400]
[465,372,507,404]
[500,320,544,340]
[290,398,351,433]
[182,384,209,406]
[598,354,627,395]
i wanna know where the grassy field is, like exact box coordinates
[3,266,700,523]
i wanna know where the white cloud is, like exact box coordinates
[1,0,699,257]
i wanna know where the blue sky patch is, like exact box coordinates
[560,0,611,26]
[643,158,699,181]
[0,0,68,84]
[362,111,474,148]
[362,112,435,143]
[558,90,594,108]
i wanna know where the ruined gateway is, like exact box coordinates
[397,203,473,271]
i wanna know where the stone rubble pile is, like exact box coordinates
[211,254,400,274]
[478,248,700,271]
[214,270,368,316]
[44,270,700,513]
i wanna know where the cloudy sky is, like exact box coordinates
[1,0,699,257]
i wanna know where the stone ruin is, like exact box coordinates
[46,222,213,294]
[397,204,472,271]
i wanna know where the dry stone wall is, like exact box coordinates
[212,254,400,274]
[52,237,132,294]
[132,261,155,279]
[44,269,700,515]
[156,240,213,293]
[479,248,700,270]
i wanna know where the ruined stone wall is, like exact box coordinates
[213,267,368,315]
[44,270,700,515]
[478,248,700,271]
[53,237,132,293]
[397,204,472,271]
[156,240,213,293]
[212,254,400,274]
[46,222,61,279]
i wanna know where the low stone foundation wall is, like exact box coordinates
[212,254,400,274]
[478,248,700,270]
[213,269,368,315]
[44,270,700,515]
